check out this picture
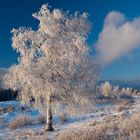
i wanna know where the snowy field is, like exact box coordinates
[0,96,139,140]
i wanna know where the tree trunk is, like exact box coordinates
[45,95,54,131]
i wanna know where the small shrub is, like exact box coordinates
[137,92,140,96]
[8,115,33,130]
[59,113,68,123]
[7,106,15,112]
[116,105,126,112]
[0,106,15,113]
[0,107,4,113]
[38,115,46,124]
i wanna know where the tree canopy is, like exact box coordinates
[4,4,99,113]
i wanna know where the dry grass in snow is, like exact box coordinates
[56,112,140,140]
[38,114,46,124]
[8,115,34,130]
[59,113,68,124]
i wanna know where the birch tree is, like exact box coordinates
[4,4,99,131]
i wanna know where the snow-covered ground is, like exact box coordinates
[0,96,139,140]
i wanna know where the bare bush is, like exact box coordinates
[0,107,5,113]
[8,115,34,130]
[38,115,46,124]
[137,92,140,96]
[7,106,15,112]
[0,106,15,113]
[116,105,126,112]
[59,113,68,123]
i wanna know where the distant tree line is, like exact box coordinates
[0,88,18,101]
[95,81,140,100]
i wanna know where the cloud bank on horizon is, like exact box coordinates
[96,11,140,66]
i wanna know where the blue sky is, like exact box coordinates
[0,0,140,80]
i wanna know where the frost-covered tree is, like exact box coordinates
[112,85,120,97]
[100,81,112,99]
[122,87,133,95]
[4,4,99,131]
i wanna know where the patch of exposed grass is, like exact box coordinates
[56,113,140,140]
[59,113,68,124]
[38,114,46,124]
[0,106,15,113]
[8,115,34,130]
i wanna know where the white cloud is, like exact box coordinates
[96,11,140,66]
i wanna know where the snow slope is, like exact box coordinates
[0,97,139,140]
